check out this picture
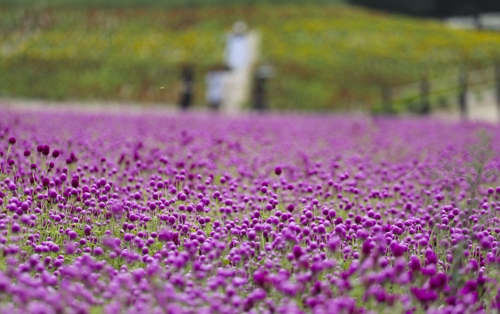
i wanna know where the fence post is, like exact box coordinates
[496,63,500,121]
[474,13,482,30]
[420,78,430,115]
[382,86,392,114]
[459,71,468,120]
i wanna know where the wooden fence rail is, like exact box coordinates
[382,64,500,120]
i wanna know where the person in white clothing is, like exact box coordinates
[205,64,228,111]
[223,21,254,113]
[224,21,250,71]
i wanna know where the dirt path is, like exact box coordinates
[0,98,181,115]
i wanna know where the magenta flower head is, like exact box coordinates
[93,247,104,256]
[42,145,50,156]
[410,287,438,304]
[71,177,79,188]
[111,203,123,216]
[8,137,16,145]
[11,223,20,233]
[361,240,373,256]
[327,236,340,252]
[65,242,75,255]
[292,245,303,259]
[409,255,421,272]
[429,273,447,290]
[52,150,60,158]
[274,166,282,176]
[287,204,295,213]
[23,150,31,157]
[253,268,270,289]
[392,244,404,257]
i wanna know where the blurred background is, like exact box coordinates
[1,0,500,117]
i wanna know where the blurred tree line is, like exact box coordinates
[348,0,500,19]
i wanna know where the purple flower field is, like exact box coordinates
[1,109,500,313]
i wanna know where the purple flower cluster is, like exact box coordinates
[0,110,500,313]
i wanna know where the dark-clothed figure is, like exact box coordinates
[179,64,194,110]
[253,65,273,112]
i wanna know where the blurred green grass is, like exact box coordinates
[1,3,500,111]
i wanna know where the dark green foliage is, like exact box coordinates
[348,0,500,18]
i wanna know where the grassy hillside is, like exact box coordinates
[1,4,500,111]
